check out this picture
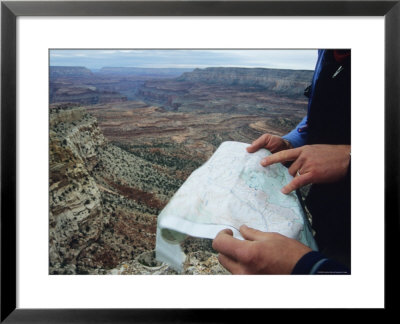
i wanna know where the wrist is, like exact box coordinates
[282,138,293,150]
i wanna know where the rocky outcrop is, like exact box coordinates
[49,105,108,273]
[49,104,229,275]
[178,67,313,97]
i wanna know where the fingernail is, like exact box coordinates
[261,158,268,166]
[281,187,289,194]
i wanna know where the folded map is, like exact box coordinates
[156,141,318,272]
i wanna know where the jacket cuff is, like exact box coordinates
[291,251,326,274]
[291,251,350,275]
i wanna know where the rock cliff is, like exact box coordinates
[177,67,314,97]
[135,67,310,116]
[49,103,228,275]
[49,104,108,273]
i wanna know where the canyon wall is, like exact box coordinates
[136,67,311,117]
[177,67,314,97]
[49,104,228,274]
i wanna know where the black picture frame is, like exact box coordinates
[1,0,398,322]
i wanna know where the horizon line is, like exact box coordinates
[49,65,314,71]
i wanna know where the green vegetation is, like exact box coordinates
[116,142,203,176]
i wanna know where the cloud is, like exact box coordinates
[49,49,318,70]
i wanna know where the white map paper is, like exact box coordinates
[156,141,318,272]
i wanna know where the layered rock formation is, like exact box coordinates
[178,67,314,97]
[136,67,311,116]
[49,104,107,273]
[49,103,228,275]
[49,66,195,105]
[50,86,127,105]
[98,67,193,77]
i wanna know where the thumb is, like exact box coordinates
[239,225,267,241]
[246,134,271,153]
[246,143,259,153]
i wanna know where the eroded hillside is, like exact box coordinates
[49,104,230,274]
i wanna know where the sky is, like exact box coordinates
[49,49,318,71]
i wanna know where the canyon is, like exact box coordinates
[49,66,313,274]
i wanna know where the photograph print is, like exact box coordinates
[49,49,350,276]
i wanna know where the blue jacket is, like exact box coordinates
[282,49,326,147]
[286,49,351,274]
[282,49,351,147]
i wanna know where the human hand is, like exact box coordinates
[261,144,351,194]
[246,133,292,154]
[212,225,312,274]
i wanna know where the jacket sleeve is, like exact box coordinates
[291,251,350,275]
[282,116,309,148]
[282,50,327,148]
